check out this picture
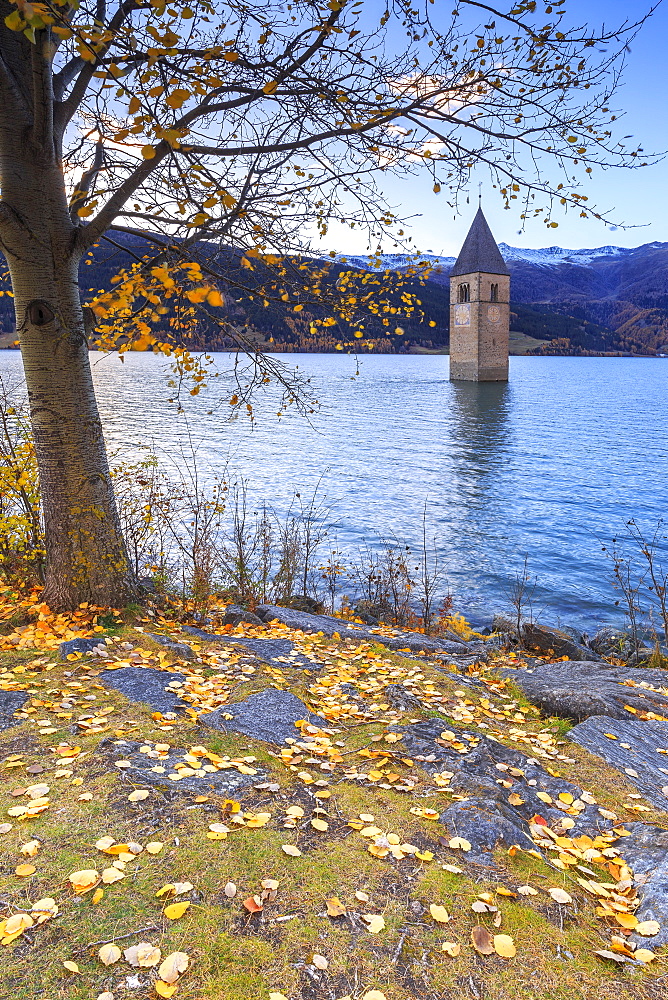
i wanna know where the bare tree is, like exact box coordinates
[0,0,656,607]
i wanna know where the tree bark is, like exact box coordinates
[0,150,136,610]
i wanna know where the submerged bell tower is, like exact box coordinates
[449,207,510,381]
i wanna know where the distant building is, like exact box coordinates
[449,208,510,381]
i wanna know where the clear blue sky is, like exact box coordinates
[331,0,668,257]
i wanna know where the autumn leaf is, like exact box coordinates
[441,941,461,956]
[448,837,471,851]
[471,925,495,955]
[62,960,80,973]
[548,888,573,904]
[163,900,191,919]
[281,845,302,857]
[326,897,346,917]
[68,869,99,893]
[158,951,189,984]
[363,914,385,934]
[312,954,328,970]
[146,842,164,854]
[636,920,660,936]
[128,789,150,802]
[493,934,516,958]
[125,942,162,967]
[15,863,36,877]
[98,943,122,965]
[243,896,263,913]
[429,904,450,923]
[155,982,178,998]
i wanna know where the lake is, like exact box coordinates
[1,350,666,631]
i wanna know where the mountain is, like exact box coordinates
[1,236,666,355]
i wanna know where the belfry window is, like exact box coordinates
[457,283,470,303]
[490,283,498,302]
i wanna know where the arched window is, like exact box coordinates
[490,283,498,302]
[457,283,470,303]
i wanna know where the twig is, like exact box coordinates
[391,926,410,963]
[79,925,160,953]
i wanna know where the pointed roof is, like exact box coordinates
[451,207,510,277]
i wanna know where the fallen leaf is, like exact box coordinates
[158,951,189,984]
[62,960,80,973]
[15,863,36,877]
[281,845,302,857]
[128,789,150,802]
[362,991,387,1000]
[311,818,329,832]
[146,841,164,854]
[517,885,538,896]
[636,920,660,936]
[547,888,573,904]
[98,943,122,965]
[124,943,162,967]
[312,954,328,970]
[448,837,471,851]
[634,948,656,963]
[163,900,191,920]
[429,904,451,923]
[20,840,40,857]
[441,941,461,957]
[471,925,495,956]
[154,982,177,998]
[268,994,289,1000]
[326,897,346,917]
[224,881,237,898]
[68,869,99,893]
[493,934,516,958]
[243,896,263,913]
[364,914,385,934]
[97,993,115,1000]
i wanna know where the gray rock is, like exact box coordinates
[99,666,188,714]
[568,715,668,809]
[59,636,109,660]
[182,625,317,669]
[286,595,326,615]
[383,683,424,712]
[100,738,265,795]
[221,606,264,627]
[146,633,195,660]
[0,690,28,731]
[620,824,668,948]
[501,660,668,722]
[590,627,635,657]
[626,647,660,667]
[522,622,603,662]
[199,688,328,744]
[397,718,604,864]
[254,604,469,655]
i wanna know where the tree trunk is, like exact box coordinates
[0,154,136,610]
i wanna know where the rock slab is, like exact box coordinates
[99,666,187,714]
[255,604,470,655]
[522,622,603,662]
[397,718,604,863]
[568,715,668,810]
[59,636,109,660]
[182,625,317,669]
[0,690,28,732]
[100,738,265,796]
[502,660,668,722]
[199,688,327,744]
[146,633,195,661]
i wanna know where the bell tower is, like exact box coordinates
[449,207,510,381]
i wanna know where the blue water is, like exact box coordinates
[1,351,666,630]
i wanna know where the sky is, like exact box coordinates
[329,0,668,258]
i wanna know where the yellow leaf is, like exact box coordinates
[158,951,189,984]
[141,145,156,160]
[68,869,99,893]
[102,867,126,884]
[163,900,190,920]
[92,887,104,904]
[206,289,224,307]
[634,948,656,963]
[362,992,388,1000]
[429,904,450,923]
[326,897,346,917]
[269,994,289,1000]
[614,912,638,929]
[98,943,122,965]
[281,845,302,857]
[128,789,150,802]
[263,80,279,94]
[62,960,80,973]
[448,837,471,851]
[165,88,190,109]
[493,934,516,958]
[441,941,461,957]
[155,982,177,998]
[15,863,36,877]
[311,818,328,832]
[146,842,164,854]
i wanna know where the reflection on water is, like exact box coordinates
[0,349,666,629]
